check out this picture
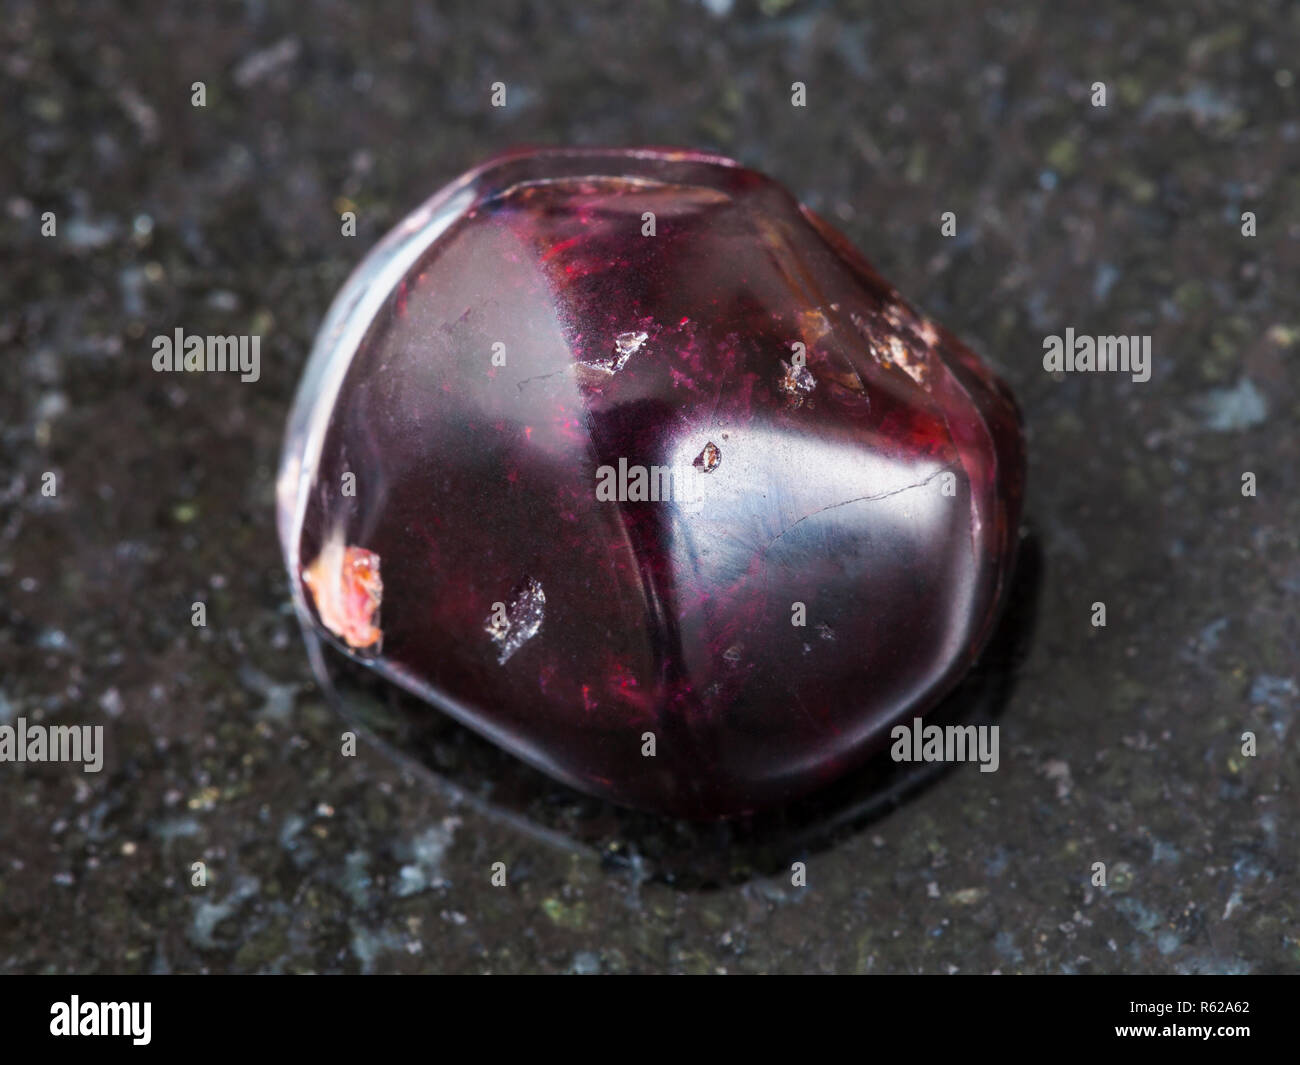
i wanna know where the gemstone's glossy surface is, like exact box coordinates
[277,147,1025,818]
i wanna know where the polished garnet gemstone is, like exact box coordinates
[277,147,1025,818]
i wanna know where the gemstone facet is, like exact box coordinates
[277,147,1025,818]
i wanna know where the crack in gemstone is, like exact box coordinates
[515,367,572,392]
[484,577,546,664]
[761,464,959,553]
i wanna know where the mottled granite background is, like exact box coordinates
[2,0,1297,973]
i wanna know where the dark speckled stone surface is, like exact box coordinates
[2,0,1297,973]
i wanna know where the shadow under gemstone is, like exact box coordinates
[304,532,1043,891]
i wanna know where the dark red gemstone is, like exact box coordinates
[277,147,1025,818]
